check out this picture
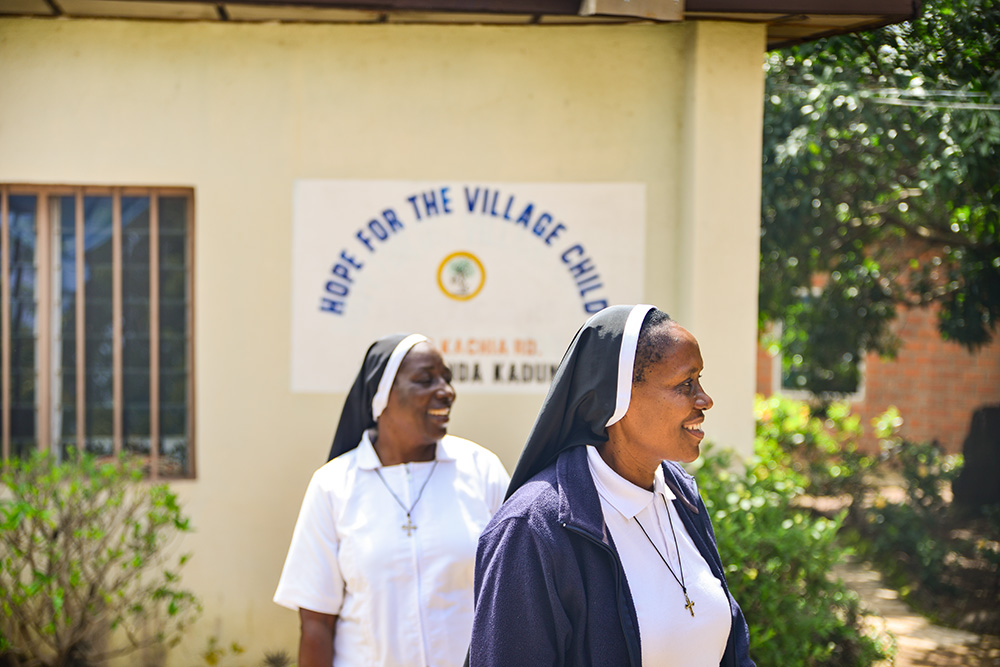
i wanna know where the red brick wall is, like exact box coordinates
[756,344,774,398]
[757,305,1000,454]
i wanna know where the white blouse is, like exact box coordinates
[274,433,510,667]
[586,445,732,667]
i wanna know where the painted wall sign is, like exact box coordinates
[292,180,646,393]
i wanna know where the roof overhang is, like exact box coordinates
[2,0,919,49]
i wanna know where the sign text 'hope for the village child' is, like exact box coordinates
[291,180,645,394]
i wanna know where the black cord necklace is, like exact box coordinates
[374,460,439,537]
[634,495,695,617]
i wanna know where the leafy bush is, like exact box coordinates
[202,636,246,665]
[856,435,961,591]
[878,437,962,513]
[695,447,890,667]
[850,437,986,627]
[755,395,877,507]
[977,505,1000,605]
[198,637,295,667]
[0,451,201,666]
[262,650,295,667]
[750,395,998,636]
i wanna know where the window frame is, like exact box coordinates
[0,184,196,479]
[765,321,867,403]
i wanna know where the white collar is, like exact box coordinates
[356,430,456,470]
[586,445,676,520]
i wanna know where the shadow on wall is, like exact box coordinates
[952,405,1000,513]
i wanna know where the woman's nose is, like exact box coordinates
[437,379,456,400]
[696,386,713,410]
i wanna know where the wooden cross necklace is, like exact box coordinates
[374,460,439,536]
[634,495,695,617]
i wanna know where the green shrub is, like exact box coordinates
[977,504,1000,599]
[201,636,246,665]
[852,438,969,608]
[695,447,890,667]
[0,451,201,666]
[879,437,961,513]
[750,395,997,636]
[198,636,295,667]
[755,395,877,507]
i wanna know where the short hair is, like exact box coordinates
[633,309,675,384]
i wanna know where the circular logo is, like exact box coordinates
[437,251,486,301]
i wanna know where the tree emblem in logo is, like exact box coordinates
[437,251,486,301]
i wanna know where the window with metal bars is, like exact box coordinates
[0,185,194,479]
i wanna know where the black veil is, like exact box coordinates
[504,304,656,498]
[327,333,428,461]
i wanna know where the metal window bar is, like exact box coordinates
[112,189,123,458]
[37,194,51,453]
[76,189,86,455]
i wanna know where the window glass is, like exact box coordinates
[83,195,114,456]
[122,196,151,459]
[158,196,189,476]
[772,318,865,399]
[780,337,862,395]
[8,195,37,458]
[56,195,78,461]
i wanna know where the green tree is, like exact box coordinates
[760,0,1000,394]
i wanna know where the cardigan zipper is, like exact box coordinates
[562,522,641,667]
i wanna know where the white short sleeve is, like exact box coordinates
[273,468,345,615]
[484,453,510,514]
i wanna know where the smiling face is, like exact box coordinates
[602,322,714,488]
[377,341,456,454]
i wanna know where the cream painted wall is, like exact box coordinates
[677,21,767,469]
[0,16,764,662]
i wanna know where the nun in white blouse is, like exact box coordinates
[275,334,509,667]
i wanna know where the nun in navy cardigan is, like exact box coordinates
[469,305,755,667]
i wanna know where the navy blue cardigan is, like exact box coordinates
[470,446,754,666]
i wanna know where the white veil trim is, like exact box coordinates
[605,304,654,427]
[371,334,429,419]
